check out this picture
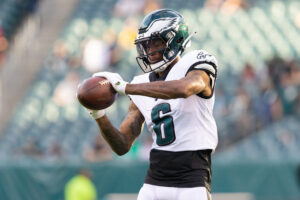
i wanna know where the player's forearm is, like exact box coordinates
[126,80,203,99]
[126,80,186,99]
[95,116,130,156]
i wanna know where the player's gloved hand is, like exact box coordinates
[93,72,128,95]
[87,109,106,120]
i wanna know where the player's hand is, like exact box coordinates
[87,109,106,120]
[93,72,128,95]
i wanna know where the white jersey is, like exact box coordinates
[129,50,218,152]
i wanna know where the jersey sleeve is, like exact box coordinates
[187,50,217,78]
[186,50,218,98]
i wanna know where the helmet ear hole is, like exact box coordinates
[176,37,183,43]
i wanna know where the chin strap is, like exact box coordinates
[152,60,171,72]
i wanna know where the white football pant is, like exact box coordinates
[137,184,212,200]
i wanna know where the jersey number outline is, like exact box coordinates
[151,103,176,146]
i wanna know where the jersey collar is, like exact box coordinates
[149,64,173,82]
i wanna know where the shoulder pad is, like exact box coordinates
[195,50,218,66]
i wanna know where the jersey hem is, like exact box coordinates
[144,180,210,191]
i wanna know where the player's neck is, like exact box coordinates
[157,57,180,78]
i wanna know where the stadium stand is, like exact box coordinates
[0,0,300,199]
[214,116,300,162]
[0,0,39,40]
[0,0,299,161]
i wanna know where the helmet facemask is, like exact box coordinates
[135,35,171,73]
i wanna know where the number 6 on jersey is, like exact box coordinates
[151,103,176,146]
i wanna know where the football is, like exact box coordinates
[77,76,117,110]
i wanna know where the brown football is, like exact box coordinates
[77,76,117,110]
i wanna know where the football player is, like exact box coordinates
[88,9,218,200]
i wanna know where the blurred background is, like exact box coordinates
[0,0,300,199]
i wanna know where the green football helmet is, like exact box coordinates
[134,9,194,73]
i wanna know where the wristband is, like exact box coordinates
[90,110,105,119]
